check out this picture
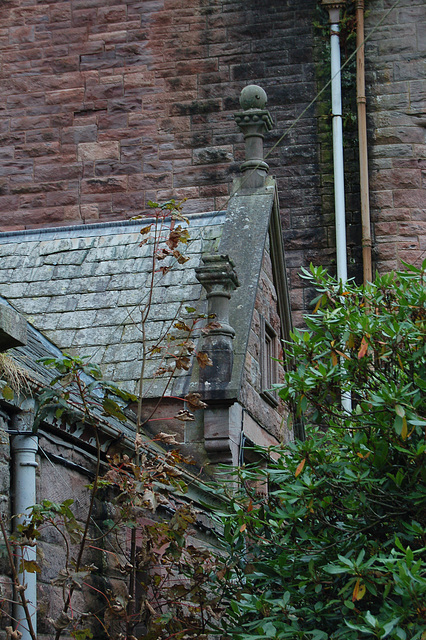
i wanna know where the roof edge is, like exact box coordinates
[0,210,226,243]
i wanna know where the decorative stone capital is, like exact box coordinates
[195,254,239,299]
[234,85,273,189]
[195,254,239,392]
[234,111,273,135]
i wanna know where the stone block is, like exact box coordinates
[169,99,221,118]
[71,7,97,27]
[418,21,426,52]
[61,125,97,145]
[370,190,393,209]
[78,141,120,161]
[0,161,34,177]
[84,82,123,101]
[398,6,426,23]
[49,3,71,23]
[94,160,142,176]
[34,164,81,182]
[393,189,425,208]
[371,168,422,190]
[204,408,230,442]
[45,88,85,105]
[81,176,128,193]
[193,145,233,165]
[399,221,426,237]
[376,242,398,261]
[0,305,27,351]
[9,25,35,44]
[98,6,129,24]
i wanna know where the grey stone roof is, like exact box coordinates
[0,179,289,404]
[0,212,225,397]
[0,297,138,446]
[0,298,224,507]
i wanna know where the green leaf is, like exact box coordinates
[70,629,93,640]
[365,611,378,628]
[1,385,14,401]
[323,564,348,575]
[395,404,405,418]
[19,559,41,574]
[102,397,126,421]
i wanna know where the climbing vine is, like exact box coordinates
[0,201,225,640]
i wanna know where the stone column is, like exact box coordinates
[195,255,240,468]
[195,254,239,395]
[234,84,274,189]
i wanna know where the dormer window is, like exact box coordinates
[260,316,279,407]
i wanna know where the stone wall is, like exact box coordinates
[0,0,321,320]
[365,0,426,273]
[0,0,424,318]
[36,435,103,640]
[0,0,319,227]
[242,239,288,442]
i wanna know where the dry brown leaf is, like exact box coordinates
[184,392,208,410]
[196,351,213,368]
[156,432,180,445]
[295,458,306,477]
[134,433,143,451]
[358,336,369,359]
[201,321,221,334]
[175,409,195,422]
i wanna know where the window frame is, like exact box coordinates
[260,316,279,407]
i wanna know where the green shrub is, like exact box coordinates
[216,262,426,640]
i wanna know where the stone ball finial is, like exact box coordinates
[239,85,267,111]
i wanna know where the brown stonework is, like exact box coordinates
[0,0,424,320]
[241,243,288,441]
[365,0,425,275]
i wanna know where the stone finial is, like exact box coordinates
[195,255,239,392]
[234,84,273,189]
[0,305,27,352]
[239,84,268,110]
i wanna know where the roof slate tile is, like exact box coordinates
[1,214,223,389]
[0,202,282,400]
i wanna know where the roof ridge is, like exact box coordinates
[0,211,224,243]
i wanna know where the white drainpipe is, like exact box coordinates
[323,1,348,285]
[11,431,38,640]
[322,1,352,414]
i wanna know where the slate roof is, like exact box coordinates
[1,300,136,443]
[0,179,289,402]
[0,212,225,397]
[0,297,224,514]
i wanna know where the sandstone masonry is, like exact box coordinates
[0,0,424,319]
